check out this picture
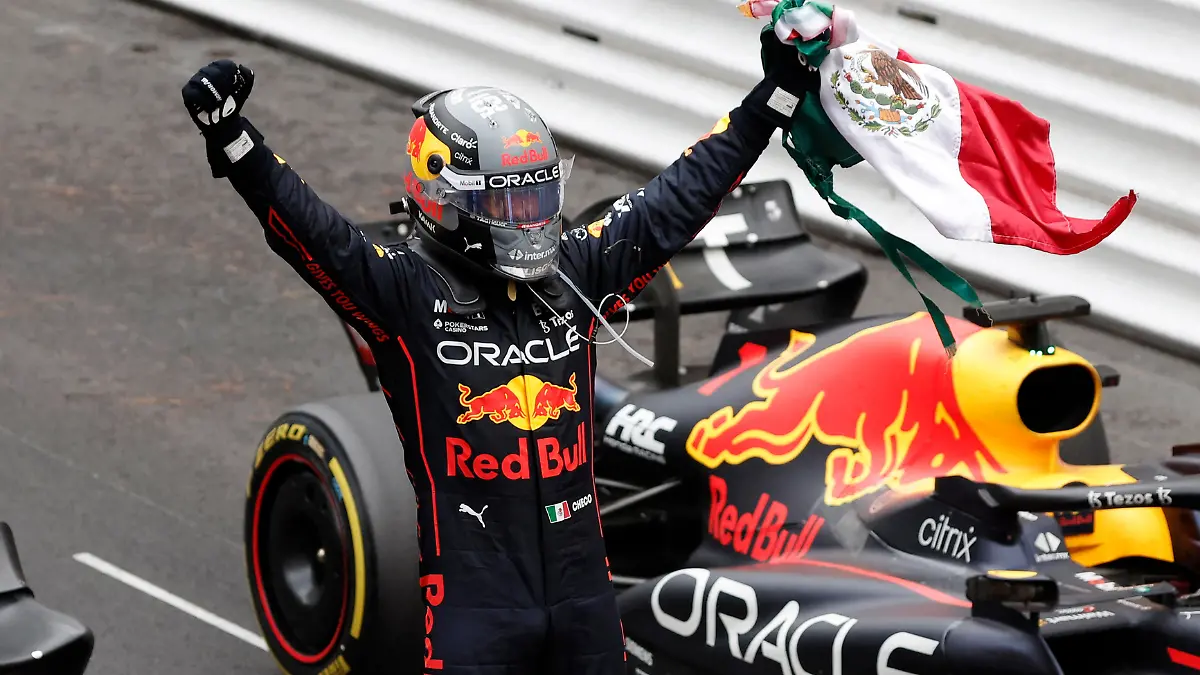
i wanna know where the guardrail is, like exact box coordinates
[147,0,1200,359]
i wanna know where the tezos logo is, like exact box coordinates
[1086,486,1172,508]
[917,514,976,563]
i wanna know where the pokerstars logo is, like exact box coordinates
[917,514,976,563]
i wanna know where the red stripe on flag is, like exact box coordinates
[895,49,1136,255]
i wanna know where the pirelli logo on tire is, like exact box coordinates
[253,422,316,470]
[318,655,351,675]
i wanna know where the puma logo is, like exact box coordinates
[465,242,483,252]
[459,503,488,528]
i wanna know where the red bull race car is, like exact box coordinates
[243,180,1200,675]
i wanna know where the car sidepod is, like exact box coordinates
[616,562,1079,675]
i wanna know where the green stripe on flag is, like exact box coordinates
[761,4,988,356]
[772,0,838,67]
[783,2,834,38]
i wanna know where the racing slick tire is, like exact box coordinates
[244,393,421,675]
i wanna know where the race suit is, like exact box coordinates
[217,79,788,674]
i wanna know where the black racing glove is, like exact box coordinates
[742,27,822,129]
[181,60,261,178]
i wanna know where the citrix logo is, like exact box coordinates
[918,514,976,563]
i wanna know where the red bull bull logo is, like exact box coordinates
[408,116,452,183]
[687,313,1006,506]
[408,118,429,159]
[457,373,580,431]
[502,129,543,149]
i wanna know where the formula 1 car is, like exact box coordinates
[0,522,94,675]
[243,180,1200,675]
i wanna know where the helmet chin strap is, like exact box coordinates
[526,271,654,369]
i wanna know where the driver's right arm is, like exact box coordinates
[183,60,411,347]
[219,121,411,347]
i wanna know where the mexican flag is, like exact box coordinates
[740,0,1138,351]
[546,501,572,523]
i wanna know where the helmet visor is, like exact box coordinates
[416,157,574,228]
[464,183,562,227]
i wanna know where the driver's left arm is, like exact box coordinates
[560,78,802,312]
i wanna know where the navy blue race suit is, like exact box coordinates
[211,78,795,674]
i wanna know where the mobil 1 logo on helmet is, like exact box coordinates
[651,569,941,675]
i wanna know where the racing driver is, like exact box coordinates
[182,30,816,675]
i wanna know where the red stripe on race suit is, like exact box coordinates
[397,335,439,556]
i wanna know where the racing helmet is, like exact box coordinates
[403,86,573,281]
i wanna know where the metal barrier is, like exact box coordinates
[146,0,1200,358]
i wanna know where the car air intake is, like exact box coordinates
[1017,364,1097,434]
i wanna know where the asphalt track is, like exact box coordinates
[1,1,1200,673]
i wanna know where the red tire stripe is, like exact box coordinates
[251,453,348,663]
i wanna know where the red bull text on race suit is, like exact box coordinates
[445,423,588,481]
[687,313,1007,506]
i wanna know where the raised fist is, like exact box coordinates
[181,60,255,133]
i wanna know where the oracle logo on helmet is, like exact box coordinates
[489,165,562,189]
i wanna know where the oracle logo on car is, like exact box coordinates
[650,569,940,675]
